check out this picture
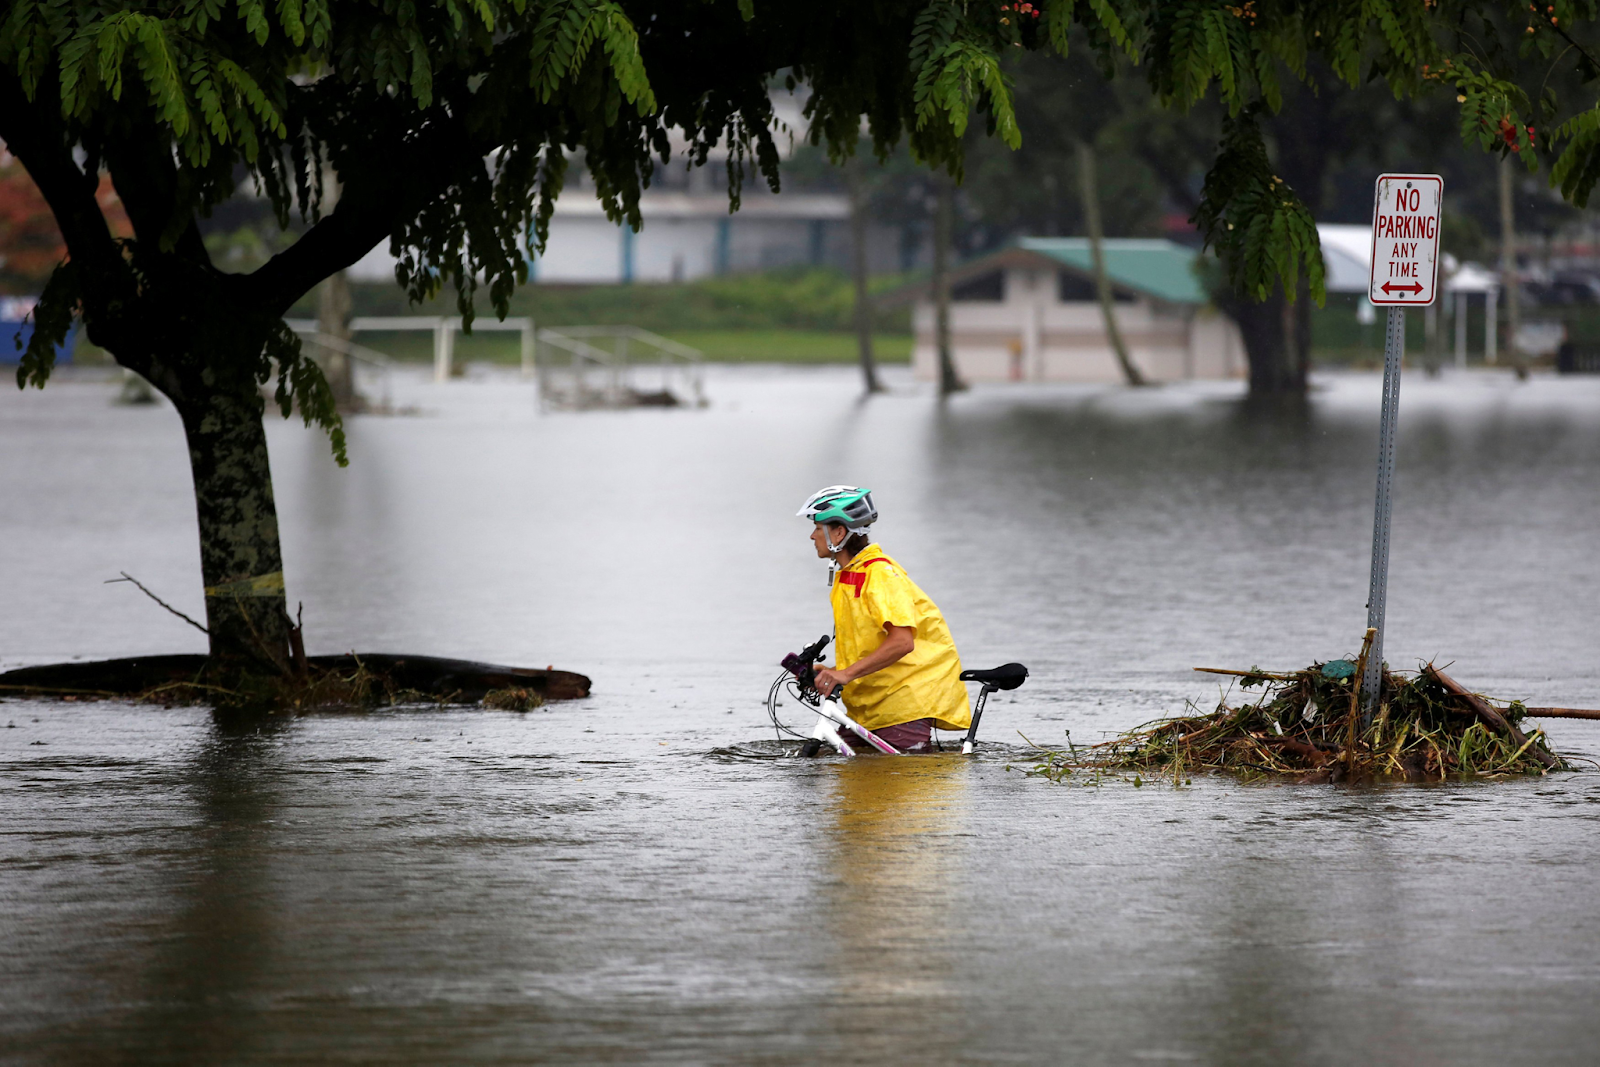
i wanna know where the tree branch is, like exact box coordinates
[105,572,209,635]
[1540,14,1600,81]
[248,178,407,315]
[101,125,211,265]
[0,69,116,267]
[248,117,483,315]
[1135,144,1201,212]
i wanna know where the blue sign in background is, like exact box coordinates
[0,318,77,366]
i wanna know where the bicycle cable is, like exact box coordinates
[766,671,817,741]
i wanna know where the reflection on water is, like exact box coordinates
[117,728,281,1065]
[823,757,970,1026]
[4,367,1600,1064]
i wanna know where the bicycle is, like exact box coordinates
[766,634,1028,757]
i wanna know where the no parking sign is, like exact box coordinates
[1361,173,1443,715]
[1368,174,1443,305]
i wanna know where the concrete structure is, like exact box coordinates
[901,238,1244,384]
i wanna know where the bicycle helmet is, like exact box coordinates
[798,485,878,529]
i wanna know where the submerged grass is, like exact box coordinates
[481,687,544,711]
[132,658,437,712]
[1032,640,1569,785]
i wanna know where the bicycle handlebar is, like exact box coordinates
[780,634,832,695]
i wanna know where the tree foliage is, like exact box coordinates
[3,0,1600,455]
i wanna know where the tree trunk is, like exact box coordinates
[1289,274,1312,384]
[1218,282,1306,394]
[317,166,359,409]
[1076,140,1145,386]
[847,162,883,394]
[318,267,357,409]
[158,356,293,678]
[933,175,965,395]
[1499,157,1529,380]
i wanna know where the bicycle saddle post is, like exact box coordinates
[958,662,1028,753]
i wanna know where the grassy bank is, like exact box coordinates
[612,329,909,363]
[95,269,1570,370]
[328,266,916,334]
[279,266,917,366]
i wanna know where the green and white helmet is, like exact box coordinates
[798,485,878,529]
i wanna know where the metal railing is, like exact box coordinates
[347,316,535,382]
[286,321,398,409]
[286,317,699,409]
[536,325,705,410]
[288,316,535,382]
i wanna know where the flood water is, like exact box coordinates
[4,364,1600,1065]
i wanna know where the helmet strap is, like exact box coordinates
[823,524,871,579]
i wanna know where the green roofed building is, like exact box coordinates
[889,238,1245,384]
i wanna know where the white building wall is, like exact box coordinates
[1187,307,1246,379]
[631,218,720,281]
[528,216,625,282]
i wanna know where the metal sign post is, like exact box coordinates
[1362,174,1443,718]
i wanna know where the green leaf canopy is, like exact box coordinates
[3,0,1598,454]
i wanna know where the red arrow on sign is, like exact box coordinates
[1381,281,1424,295]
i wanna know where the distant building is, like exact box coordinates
[348,190,922,285]
[895,238,1244,383]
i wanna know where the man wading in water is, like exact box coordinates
[798,486,971,752]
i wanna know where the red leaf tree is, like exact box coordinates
[0,143,126,295]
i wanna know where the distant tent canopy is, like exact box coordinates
[1317,224,1376,293]
[1316,222,1503,369]
[1318,222,1498,295]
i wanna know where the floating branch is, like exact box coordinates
[1524,707,1600,720]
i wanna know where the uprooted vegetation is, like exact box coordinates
[1033,648,1571,785]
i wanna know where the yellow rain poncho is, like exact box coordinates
[830,543,971,733]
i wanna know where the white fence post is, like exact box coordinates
[1485,288,1498,365]
[433,318,454,382]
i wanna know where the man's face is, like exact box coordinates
[811,524,839,558]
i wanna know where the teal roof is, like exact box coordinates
[1015,238,1207,304]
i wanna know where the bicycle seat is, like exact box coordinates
[960,663,1028,690]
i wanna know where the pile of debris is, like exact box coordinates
[1037,641,1572,784]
